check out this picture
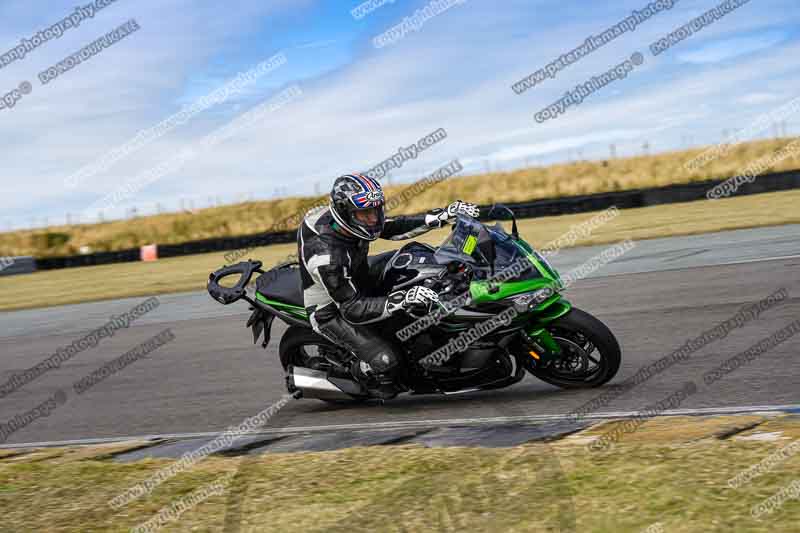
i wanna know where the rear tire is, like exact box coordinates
[278,326,366,404]
[526,308,621,389]
[278,326,331,370]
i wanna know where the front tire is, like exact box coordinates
[526,308,621,389]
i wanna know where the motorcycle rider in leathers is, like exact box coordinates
[298,173,479,399]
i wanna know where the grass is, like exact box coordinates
[1,188,799,312]
[1,414,798,532]
[2,137,799,258]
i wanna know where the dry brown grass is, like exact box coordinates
[1,415,799,532]
[1,189,799,312]
[2,137,799,258]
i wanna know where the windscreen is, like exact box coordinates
[434,215,540,280]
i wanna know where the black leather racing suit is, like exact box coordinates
[297,205,441,389]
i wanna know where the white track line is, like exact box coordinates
[587,253,800,280]
[2,403,798,450]
[708,254,800,267]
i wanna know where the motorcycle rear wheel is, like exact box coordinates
[279,326,368,404]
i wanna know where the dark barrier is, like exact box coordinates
[156,231,297,259]
[0,256,37,277]
[503,169,800,218]
[35,248,141,270]
[33,169,800,271]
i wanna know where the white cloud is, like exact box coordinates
[677,31,787,64]
[481,129,648,163]
[1,0,800,227]
[737,92,781,106]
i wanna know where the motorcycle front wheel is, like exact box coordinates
[524,308,621,389]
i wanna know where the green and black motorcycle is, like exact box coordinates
[207,206,621,402]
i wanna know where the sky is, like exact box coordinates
[0,0,798,229]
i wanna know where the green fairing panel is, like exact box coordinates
[467,240,563,303]
[530,299,572,324]
[256,292,308,317]
[470,279,559,303]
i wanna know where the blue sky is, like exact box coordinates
[1,0,799,229]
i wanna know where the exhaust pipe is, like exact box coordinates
[287,366,363,401]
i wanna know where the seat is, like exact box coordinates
[256,266,304,307]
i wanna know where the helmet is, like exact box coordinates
[330,174,386,241]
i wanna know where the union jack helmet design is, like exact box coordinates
[330,174,386,241]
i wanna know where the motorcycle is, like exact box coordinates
[207,205,621,402]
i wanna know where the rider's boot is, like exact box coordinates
[351,359,399,400]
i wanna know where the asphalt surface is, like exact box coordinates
[0,224,798,446]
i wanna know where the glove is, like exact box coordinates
[425,200,480,228]
[446,200,480,220]
[387,286,440,315]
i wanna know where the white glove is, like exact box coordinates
[404,286,440,307]
[387,286,440,314]
[447,200,480,219]
[425,201,480,228]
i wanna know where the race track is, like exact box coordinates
[1,224,798,446]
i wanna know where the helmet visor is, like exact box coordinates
[353,207,381,226]
[351,206,385,239]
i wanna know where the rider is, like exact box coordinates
[298,173,479,399]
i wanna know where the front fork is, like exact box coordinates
[521,299,572,367]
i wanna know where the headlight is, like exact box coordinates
[511,287,556,312]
